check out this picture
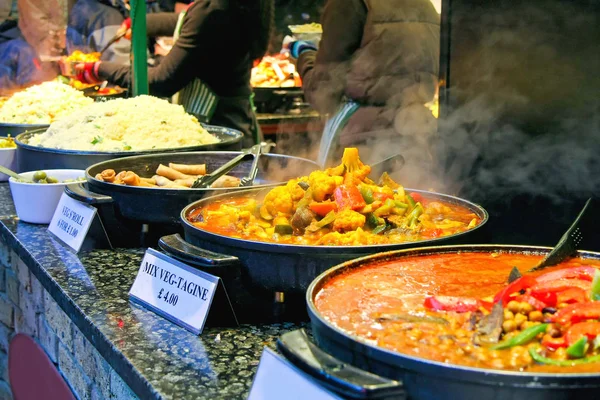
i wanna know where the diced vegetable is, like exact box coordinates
[565,321,600,346]
[491,323,548,350]
[513,294,548,310]
[529,347,600,366]
[556,287,588,305]
[493,275,536,305]
[535,266,596,283]
[334,184,366,211]
[306,211,337,232]
[530,279,592,295]
[591,269,600,301]
[358,185,375,204]
[541,334,567,351]
[309,201,338,217]
[566,337,588,358]
[274,224,293,235]
[553,302,600,325]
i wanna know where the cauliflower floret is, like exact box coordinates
[263,186,294,216]
[317,228,370,245]
[309,170,338,202]
[332,209,366,232]
[286,178,306,201]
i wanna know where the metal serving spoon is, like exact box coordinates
[528,198,593,272]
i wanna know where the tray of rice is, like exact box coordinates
[0,81,93,136]
[15,95,243,171]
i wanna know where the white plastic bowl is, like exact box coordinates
[0,141,17,182]
[8,169,86,224]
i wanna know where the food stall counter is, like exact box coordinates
[0,183,306,400]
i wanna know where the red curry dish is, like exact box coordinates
[314,251,600,373]
[187,148,482,246]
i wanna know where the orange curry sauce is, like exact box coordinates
[315,252,600,373]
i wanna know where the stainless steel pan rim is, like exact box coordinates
[180,188,489,255]
[306,244,600,385]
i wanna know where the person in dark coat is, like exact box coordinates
[63,0,273,145]
[289,0,440,188]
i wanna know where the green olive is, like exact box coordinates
[33,171,47,181]
[46,176,59,184]
[37,179,47,184]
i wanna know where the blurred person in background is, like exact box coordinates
[67,0,170,64]
[287,0,440,188]
[0,0,67,93]
[62,0,273,145]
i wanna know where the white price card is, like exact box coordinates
[248,347,343,400]
[48,192,98,253]
[129,248,219,335]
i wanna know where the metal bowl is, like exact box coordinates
[0,123,50,138]
[15,125,244,171]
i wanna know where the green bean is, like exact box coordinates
[491,323,548,350]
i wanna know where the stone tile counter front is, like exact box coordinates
[0,183,305,400]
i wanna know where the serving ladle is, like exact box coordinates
[0,165,30,182]
[528,198,593,272]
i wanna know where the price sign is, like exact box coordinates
[48,192,98,253]
[129,248,233,334]
[248,347,343,400]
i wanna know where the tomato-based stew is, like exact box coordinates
[314,252,600,372]
[187,148,482,246]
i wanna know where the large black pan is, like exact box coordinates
[300,244,600,400]
[66,150,319,225]
[159,189,488,294]
[14,124,244,171]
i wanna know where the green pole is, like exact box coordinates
[130,0,148,96]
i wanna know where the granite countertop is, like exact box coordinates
[0,183,307,399]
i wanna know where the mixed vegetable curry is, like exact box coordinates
[315,252,600,372]
[187,148,481,246]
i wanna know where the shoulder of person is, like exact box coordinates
[187,0,230,14]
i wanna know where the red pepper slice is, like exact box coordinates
[565,321,600,346]
[309,201,338,217]
[421,228,443,239]
[493,276,537,305]
[553,302,600,325]
[530,279,592,296]
[424,296,487,313]
[535,266,597,283]
[542,334,567,351]
[513,294,548,310]
[372,192,394,202]
[333,184,366,211]
[409,192,423,203]
[530,291,557,307]
[556,287,589,305]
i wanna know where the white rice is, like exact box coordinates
[28,95,219,152]
[0,81,93,124]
